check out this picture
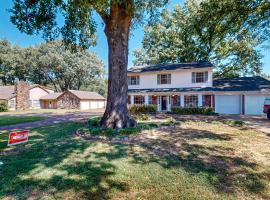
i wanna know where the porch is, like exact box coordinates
[128,94,214,112]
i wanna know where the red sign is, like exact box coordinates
[8,130,29,146]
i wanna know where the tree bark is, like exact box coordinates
[100,4,136,129]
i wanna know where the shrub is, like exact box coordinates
[0,102,8,112]
[171,106,214,115]
[129,104,157,114]
[88,117,101,127]
[135,114,150,121]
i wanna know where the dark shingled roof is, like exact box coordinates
[212,76,270,92]
[128,76,270,93]
[128,61,213,73]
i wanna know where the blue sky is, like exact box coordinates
[0,0,269,74]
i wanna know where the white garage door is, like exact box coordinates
[245,95,269,115]
[90,101,98,109]
[80,101,90,110]
[215,95,241,114]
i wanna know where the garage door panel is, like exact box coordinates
[80,101,90,110]
[216,95,241,114]
[245,95,269,115]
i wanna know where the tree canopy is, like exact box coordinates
[0,39,106,93]
[10,0,169,128]
[134,0,270,77]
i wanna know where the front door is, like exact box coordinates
[161,96,167,111]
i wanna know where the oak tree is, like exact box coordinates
[10,0,168,128]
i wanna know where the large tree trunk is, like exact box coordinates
[101,5,136,129]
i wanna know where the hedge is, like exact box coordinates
[0,101,8,112]
[171,106,214,115]
[129,104,157,114]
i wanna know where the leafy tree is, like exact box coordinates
[27,41,105,92]
[10,0,169,128]
[134,0,270,78]
[0,39,29,85]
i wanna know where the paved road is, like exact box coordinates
[0,110,104,131]
[225,115,270,134]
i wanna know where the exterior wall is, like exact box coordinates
[56,92,80,109]
[29,87,50,109]
[128,68,213,90]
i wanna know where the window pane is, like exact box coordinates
[128,76,140,85]
[184,95,198,108]
[157,74,171,84]
[134,96,145,104]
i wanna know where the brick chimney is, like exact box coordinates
[15,81,30,110]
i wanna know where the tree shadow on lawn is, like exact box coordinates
[0,123,128,199]
[0,123,269,199]
[92,126,269,197]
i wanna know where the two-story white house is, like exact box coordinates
[127,61,270,115]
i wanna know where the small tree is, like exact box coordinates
[10,0,168,128]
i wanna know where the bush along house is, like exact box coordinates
[127,61,270,115]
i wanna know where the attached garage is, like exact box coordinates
[215,95,241,114]
[245,95,269,115]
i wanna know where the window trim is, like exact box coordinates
[192,71,208,83]
[157,74,171,85]
[134,96,145,105]
[128,75,140,86]
[184,95,198,108]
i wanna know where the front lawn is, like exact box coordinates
[0,116,47,126]
[0,120,269,199]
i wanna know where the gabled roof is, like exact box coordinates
[0,86,15,100]
[39,90,106,100]
[0,84,53,100]
[128,76,270,93]
[68,90,105,100]
[128,61,213,73]
[39,92,63,100]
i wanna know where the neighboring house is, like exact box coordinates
[0,82,54,111]
[127,61,270,115]
[40,90,106,110]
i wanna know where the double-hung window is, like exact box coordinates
[192,71,208,83]
[184,95,198,108]
[134,96,144,104]
[157,74,171,84]
[128,76,140,85]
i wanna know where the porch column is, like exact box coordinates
[144,95,149,105]
[180,94,185,107]
[167,96,171,112]
[130,95,134,105]
[198,94,203,107]
[157,96,161,112]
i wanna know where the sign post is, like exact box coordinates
[8,130,29,146]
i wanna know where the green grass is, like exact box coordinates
[0,116,47,126]
[0,121,269,199]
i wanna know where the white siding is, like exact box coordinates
[215,95,241,114]
[128,68,213,90]
[245,95,269,115]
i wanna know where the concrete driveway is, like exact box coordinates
[0,109,104,131]
[225,115,270,134]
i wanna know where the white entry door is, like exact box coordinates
[215,95,241,114]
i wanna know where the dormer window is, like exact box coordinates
[157,74,171,85]
[192,71,208,83]
[128,75,140,85]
